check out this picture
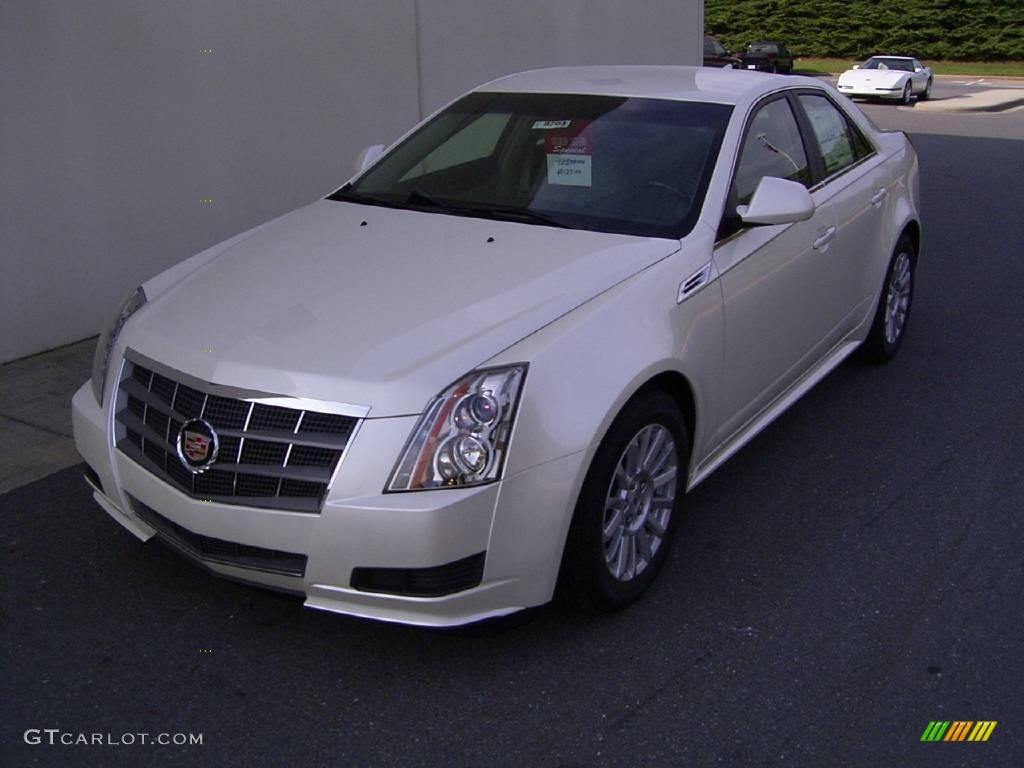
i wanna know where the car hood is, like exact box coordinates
[839,69,907,86]
[128,200,678,417]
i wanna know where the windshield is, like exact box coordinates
[862,57,915,72]
[330,92,732,239]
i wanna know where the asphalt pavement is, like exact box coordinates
[3,119,1023,767]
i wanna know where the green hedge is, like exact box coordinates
[705,0,1024,61]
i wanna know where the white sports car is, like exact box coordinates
[837,56,933,103]
[73,66,921,626]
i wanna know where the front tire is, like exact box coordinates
[861,234,916,362]
[920,78,932,100]
[900,81,913,105]
[560,391,689,613]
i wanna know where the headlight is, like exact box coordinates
[90,286,147,405]
[386,364,527,492]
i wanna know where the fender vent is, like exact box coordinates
[677,262,717,303]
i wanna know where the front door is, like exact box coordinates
[711,96,840,445]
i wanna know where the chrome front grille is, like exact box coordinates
[114,356,359,513]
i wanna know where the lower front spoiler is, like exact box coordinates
[90,481,524,623]
[86,478,310,594]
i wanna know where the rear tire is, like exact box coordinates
[861,234,916,362]
[560,391,689,613]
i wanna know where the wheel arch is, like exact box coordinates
[575,363,703,496]
[632,370,697,456]
[901,218,922,261]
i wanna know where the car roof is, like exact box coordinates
[475,65,821,106]
[867,55,916,60]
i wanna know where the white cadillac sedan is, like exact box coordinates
[837,56,934,103]
[72,66,920,626]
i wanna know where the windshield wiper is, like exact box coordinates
[465,205,571,229]
[326,188,408,209]
[405,188,465,215]
[332,188,571,229]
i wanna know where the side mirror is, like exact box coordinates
[852,64,860,69]
[915,67,924,72]
[737,176,815,225]
[354,144,385,174]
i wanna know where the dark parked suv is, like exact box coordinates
[739,41,795,74]
[703,36,741,68]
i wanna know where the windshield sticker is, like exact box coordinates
[545,132,591,155]
[532,120,572,129]
[547,154,592,186]
[545,122,593,186]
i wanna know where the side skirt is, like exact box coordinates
[688,338,862,490]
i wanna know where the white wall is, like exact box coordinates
[0,0,702,364]
[417,0,704,114]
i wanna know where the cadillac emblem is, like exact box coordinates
[176,419,220,474]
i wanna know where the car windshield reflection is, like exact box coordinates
[331,92,732,239]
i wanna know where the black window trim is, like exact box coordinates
[788,88,880,191]
[715,89,819,242]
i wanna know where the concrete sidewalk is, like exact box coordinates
[911,88,1024,113]
[0,338,93,494]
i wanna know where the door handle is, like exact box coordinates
[870,188,889,207]
[813,226,836,250]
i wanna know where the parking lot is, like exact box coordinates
[3,106,1023,767]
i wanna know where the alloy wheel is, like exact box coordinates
[602,424,677,581]
[884,251,913,345]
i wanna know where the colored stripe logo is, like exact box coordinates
[921,721,997,742]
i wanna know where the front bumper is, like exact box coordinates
[837,84,904,100]
[72,382,585,626]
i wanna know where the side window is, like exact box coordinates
[732,98,811,207]
[798,94,871,177]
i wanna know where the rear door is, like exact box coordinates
[794,92,892,331]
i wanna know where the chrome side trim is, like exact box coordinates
[808,152,881,195]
